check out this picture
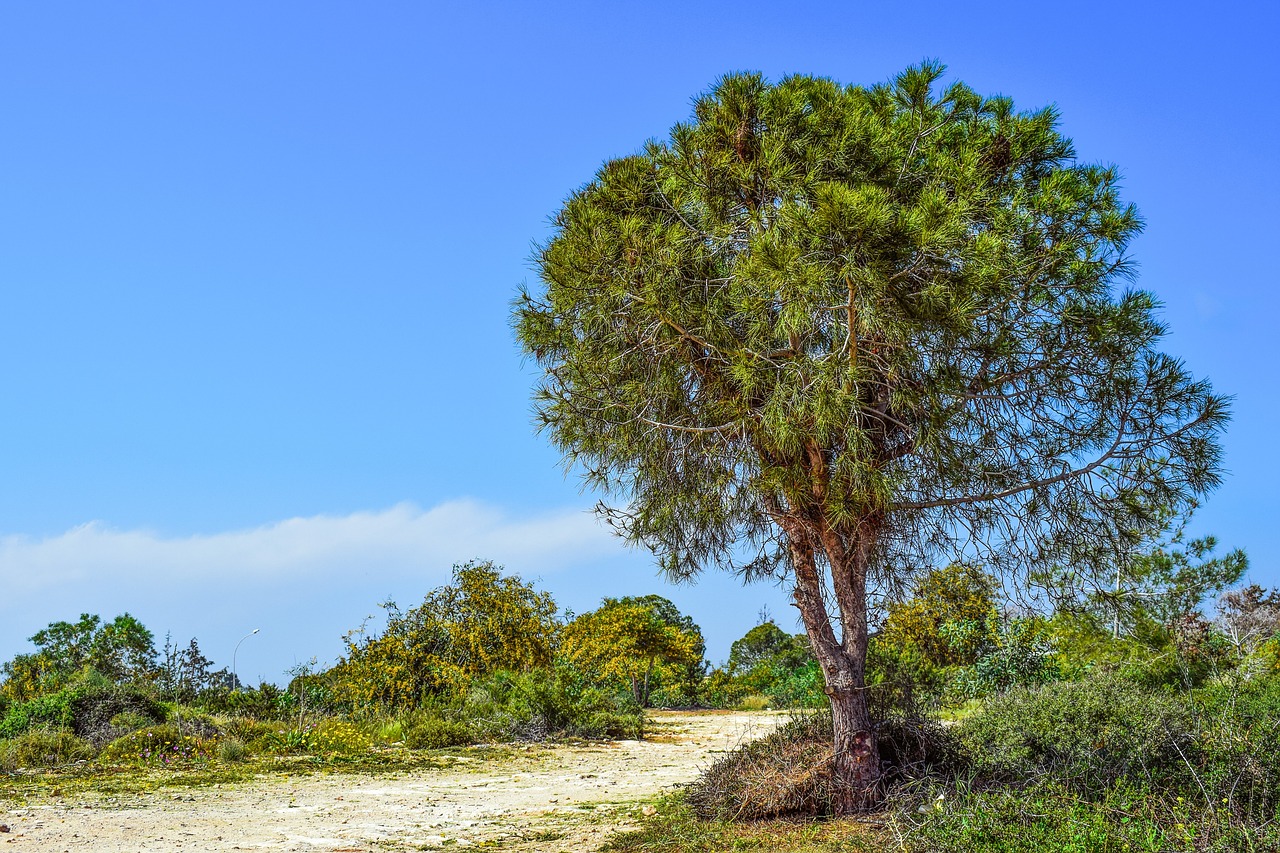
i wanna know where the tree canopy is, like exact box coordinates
[2,613,156,701]
[560,597,702,706]
[330,560,558,710]
[515,63,1226,810]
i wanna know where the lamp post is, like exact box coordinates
[232,628,259,690]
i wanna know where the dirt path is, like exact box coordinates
[1,711,782,852]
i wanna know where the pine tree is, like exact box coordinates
[515,64,1227,811]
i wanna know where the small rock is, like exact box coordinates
[0,825,9,833]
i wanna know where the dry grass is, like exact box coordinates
[687,713,836,820]
[603,795,884,852]
[685,711,956,822]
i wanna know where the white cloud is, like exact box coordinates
[0,500,624,597]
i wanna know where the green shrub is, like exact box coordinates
[900,780,1217,853]
[99,724,214,766]
[194,684,294,720]
[72,683,166,744]
[577,709,644,740]
[218,717,279,754]
[1189,674,1280,826]
[459,665,643,742]
[0,688,77,737]
[737,693,772,711]
[0,679,165,744]
[261,718,372,756]
[700,668,747,709]
[958,673,1192,787]
[109,711,153,734]
[405,716,475,750]
[305,718,372,755]
[0,728,95,770]
[216,737,246,763]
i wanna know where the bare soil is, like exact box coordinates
[0,711,782,852]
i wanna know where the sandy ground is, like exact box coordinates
[0,711,783,852]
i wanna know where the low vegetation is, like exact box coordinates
[5,535,1279,852]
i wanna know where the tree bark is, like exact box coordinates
[784,521,881,814]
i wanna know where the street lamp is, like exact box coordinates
[232,628,259,690]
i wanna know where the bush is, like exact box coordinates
[99,724,214,766]
[0,689,76,738]
[888,673,1280,851]
[458,665,643,742]
[405,716,475,750]
[261,718,372,756]
[737,693,773,711]
[216,737,246,763]
[71,683,166,745]
[958,673,1193,787]
[0,728,95,770]
[219,717,280,754]
[1191,674,1280,826]
[700,668,747,709]
[0,679,165,745]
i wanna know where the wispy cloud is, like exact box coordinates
[0,500,623,598]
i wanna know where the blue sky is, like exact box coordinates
[1,1,1275,684]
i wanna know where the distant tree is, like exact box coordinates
[561,599,702,706]
[609,594,707,700]
[880,564,997,668]
[728,621,810,676]
[1217,585,1280,656]
[329,560,558,710]
[1039,508,1246,638]
[158,633,221,701]
[516,65,1227,809]
[1,613,156,700]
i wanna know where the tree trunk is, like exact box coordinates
[829,679,879,813]
[784,522,882,814]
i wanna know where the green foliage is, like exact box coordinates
[0,676,163,744]
[216,737,247,763]
[0,728,96,771]
[947,617,1059,698]
[562,598,702,706]
[2,613,157,701]
[725,622,823,708]
[198,683,296,720]
[219,717,283,754]
[899,781,1256,853]
[711,621,825,709]
[882,565,998,668]
[700,668,748,709]
[896,673,1280,850]
[1191,675,1280,826]
[959,673,1193,787]
[604,795,878,853]
[458,664,644,741]
[99,724,214,767]
[404,717,475,750]
[328,560,559,712]
[264,718,371,756]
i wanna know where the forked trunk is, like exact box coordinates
[783,504,883,814]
